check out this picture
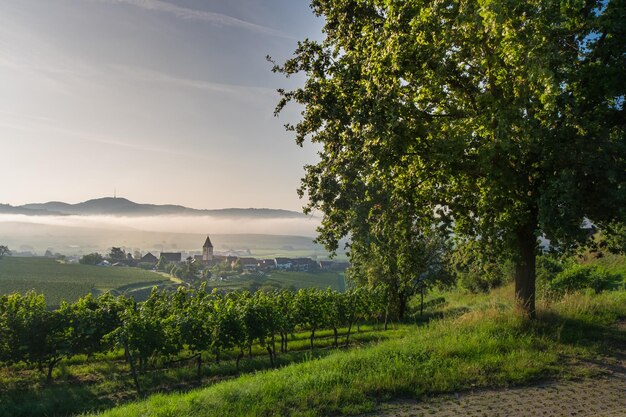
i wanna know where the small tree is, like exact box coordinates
[79,253,104,265]
[0,292,69,382]
[108,247,126,261]
[0,245,10,258]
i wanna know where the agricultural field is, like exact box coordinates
[1,281,624,417]
[207,270,346,292]
[0,257,172,306]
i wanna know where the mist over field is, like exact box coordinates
[0,214,328,257]
[0,213,320,235]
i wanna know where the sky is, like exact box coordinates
[0,0,324,211]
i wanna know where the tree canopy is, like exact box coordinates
[273,0,625,316]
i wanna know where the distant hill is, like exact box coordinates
[5,197,306,218]
[0,204,64,216]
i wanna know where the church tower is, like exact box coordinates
[202,235,214,263]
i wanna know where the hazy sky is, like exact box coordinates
[0,0,324,211]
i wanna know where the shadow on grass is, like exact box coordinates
[534,311,626,376]
[0,327,402,417]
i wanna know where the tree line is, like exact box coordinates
[0,286,388,393]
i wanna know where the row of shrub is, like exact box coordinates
[537,257,623,296]
[0,286,387,391]
[455,250,623,296]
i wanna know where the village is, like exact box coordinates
[96,235,348,274]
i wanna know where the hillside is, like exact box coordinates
[7,197,307,218]
[0,257,173,306]
[2,284,619,417]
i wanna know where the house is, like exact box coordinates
[235,257,259,271]
[258,259,276,270]
[274,257,293,270]
[318,260,334,270]
[140,252,158,264]
[292,258,316,272]
[212,255,227,264]
[160,252,182,263]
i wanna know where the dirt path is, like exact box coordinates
[363,348,626,417]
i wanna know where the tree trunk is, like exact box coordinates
[46,358,61,384]
[236,349,244,370]
[384,307,389,331]
[196,354,202,378]
[333,327,338,348]
[124,340,141,395]
[515,223,537,318]
[398,293,407,320]
[420,287,425,317]
[345,321,353,348]
[266,346,274,367]
[310,328,315,350]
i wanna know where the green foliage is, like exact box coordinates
[0,292,69,381]
[451,243,512,293]
[599,223,626,255]
[136,262,156,270]
[108,248,126,261]
[272,0,626,316]
[547,264,620,296]
[155,256,169,272]
[79,253,104,265]
[348,232,453,319]
[82,290,626,417]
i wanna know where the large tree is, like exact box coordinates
[273,0,625,316]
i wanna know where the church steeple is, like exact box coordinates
[202,235,213,263]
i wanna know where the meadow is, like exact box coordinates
[1,253,624,417]
[0,257,172,306]
[80,287,625,417]
[0,281,624,417]
[207,270,345,292]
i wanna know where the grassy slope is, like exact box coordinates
[208,271,345,292]
[85,286,626,417]
[0,257,170,305]
[0,325,407,417]
[591,252,626,278]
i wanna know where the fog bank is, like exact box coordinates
[0,214,320,236]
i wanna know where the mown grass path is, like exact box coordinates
[366,375,626,417]
[364,321,626,417]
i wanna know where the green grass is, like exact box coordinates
[590,252,626,281]
[207,271,345,292]
[0,324,403,417]
[1,273,624,417]
[79,286,625,417]
[0,257,171,305]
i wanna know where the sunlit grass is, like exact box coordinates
[81,286,626,417]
